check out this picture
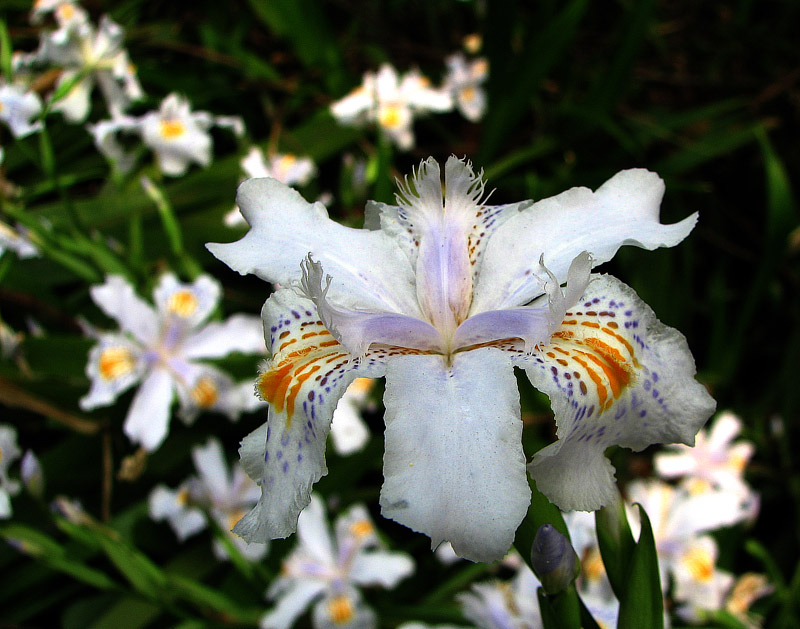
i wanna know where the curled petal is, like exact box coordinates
[300,255,443,356]
[521,275,715,511]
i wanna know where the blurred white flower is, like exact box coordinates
[0,83,43,137]
[331,64,452,150]
[149,437,266,561]
[329,377,374,456]
[627,480,752,609]
[35,14,142,122]
[457,563,542,629]
[442,53,488,122]
[225,147,317,227]
[655,411,755,499]
[261,494,414,629]
[0,424,22,518]
[30,0,89,42]
[0,222,39,260]
[90,93,244,176]
[80,274,264,451]
[724,573,773,628]
[20,450,45,498]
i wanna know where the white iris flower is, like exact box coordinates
[149,437,266,561]
[80,273,264,451]
[261,494,414,629]
[330,64,452,150]
[209,155,715,562]
[442,53,488,122]
[90,93,244,176]
[0,424,22,518]
[35,14,143,122]
[0,83,43,138]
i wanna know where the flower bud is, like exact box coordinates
[531,523,580,595]
[21,450,44,498]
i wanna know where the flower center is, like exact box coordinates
[191,377,218,408]
[683,546,714,583]
[326,595,354,625]
[98,347,136,380]
[378,104,403,129]
[160,119,185,139]
[349,519,373,539]
[167,290,198,317]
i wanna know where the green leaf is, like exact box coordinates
[0,524,119,591]
[595,490,636,601]
[537,585,581,629]
[617,504,663,629]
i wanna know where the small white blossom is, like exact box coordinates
[627,480,753,609]
[0,424,22,518]
[331,64,452,150]
[457,563,542,629]
[90,93,244,176]
[655,411,755,499]
[0,222,39,260]
[149,437,266,561]
[225,147,317,227]
[35,14,142,122]
[80,274,265,451]
[0,83,43,138]
[442,53,488,122]
[261,494,414,629]
[329,378,375,456]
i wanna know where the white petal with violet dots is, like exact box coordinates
[522,275,715,511]
[380,348,530,563]
[234,290,387,542]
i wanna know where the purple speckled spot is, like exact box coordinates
[639,409,647,418]
[264,451,270,462]
[291,310,300,319]
[651,372,659,382]
[266,426,271,441]
[282,461,289,474]
[271,326,277,332]
[652,388,659,399]
[643,380,651,391]
[281,433,290,447]
[277,450,283,460]
[297,454,303,462]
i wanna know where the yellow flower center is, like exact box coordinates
[167,290,198,317]
[160,119,186,139]
[460,87,476,103]
[191,377,218,408]
[175,487,191,506]
[226,508,246,532]
[56,4,75,20]
[326,595,354,625]
[682,545,714,583]
[378,104,403,130]
[583,548,605,582]
[275,155,297,179]
[98,347,136,381]
[349,519,374,539]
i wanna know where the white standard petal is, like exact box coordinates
[123,367,175,451]
[89,275,159,345]
[522,275,715,512]
[350,550,415,588]
[380,348,530,563]
[233,290,387,543]
[472,168,698,313]
[207,177,421,316]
